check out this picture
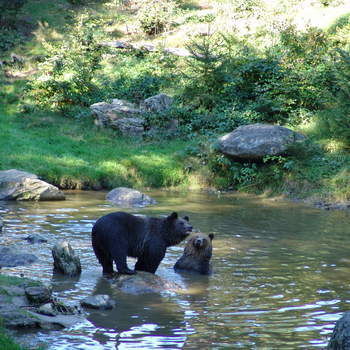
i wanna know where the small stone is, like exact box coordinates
[37,303,58,316]
[80,294,115,310]
[23,234,48,244]
[25,286,52,305]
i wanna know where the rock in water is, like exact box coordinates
[218,124,306,160]
[23,234,48,244]
[106,187,156,207]
[112,271,182,295]
[0,246,38,268]
[328,312,350,349]
[80,294,115,310]
[25,286,52,305]
[0,169,65,201]
[52,241,81,276]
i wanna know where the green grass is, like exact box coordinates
[0,0,350,204]
[0,274,42,289]
[0,330,26,350]
[0,104,190,190]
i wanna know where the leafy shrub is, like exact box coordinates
[317,49,350,145]
[137,0,177,35]
[27,15,105,115]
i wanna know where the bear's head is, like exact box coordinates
[164,212,193,246]
[185,232,214,260]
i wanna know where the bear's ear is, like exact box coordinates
[209,233,214,241]
[183,216,189,222]
[167,212,178,221]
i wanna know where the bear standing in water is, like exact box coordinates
[92,211,193,275]
[174,232,214,275]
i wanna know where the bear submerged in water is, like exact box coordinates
[174,232,214,275]
[92,211,193,275]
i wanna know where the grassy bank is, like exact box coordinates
[0,103,194,190]
[0,0,349,204]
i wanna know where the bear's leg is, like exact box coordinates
[110,245,136,275]
[135,252,164,274]
[92,240,114,274]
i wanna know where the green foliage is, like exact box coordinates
[185,13,216,24]
[0,0,26,28]
[26,14,105,115]
[137,0,177,35]
[317,49,350,146]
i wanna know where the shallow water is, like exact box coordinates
[1,190,350,349]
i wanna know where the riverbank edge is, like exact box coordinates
[0,275,44,350]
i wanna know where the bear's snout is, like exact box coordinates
[193,237,204,248]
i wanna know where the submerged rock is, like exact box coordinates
[112,271,181,295]
[52,241,82,276]
[0,246,38,268]
[81,294,115,310]
[106,187,156,208]
[0,169,65,201]
[23,234,48,244]
[218,124,306,159]
[328,312,350,349]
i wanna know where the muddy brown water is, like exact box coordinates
[1,191,350,349]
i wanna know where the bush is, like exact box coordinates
[317,49,350,145]
[137,0,177,35]
[27,14,105,115]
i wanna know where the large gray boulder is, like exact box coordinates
[90,94,175,137]
[142,93,173,113]
[0,169,65,201]
[52,241,82,277]
[91,99,142,128]
[0,246,38,268]
[112,117,145,137]
[328,312,350,349]
[218,124,306,159]
[106,187,156,208]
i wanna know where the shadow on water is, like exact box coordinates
[1,190,350,348]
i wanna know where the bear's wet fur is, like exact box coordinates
[174,232,214,275]
[92,211,193,275]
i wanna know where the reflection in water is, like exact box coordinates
[0,190,350,349]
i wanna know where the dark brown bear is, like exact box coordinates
[92,211,192,275]
[174,232,214,275]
